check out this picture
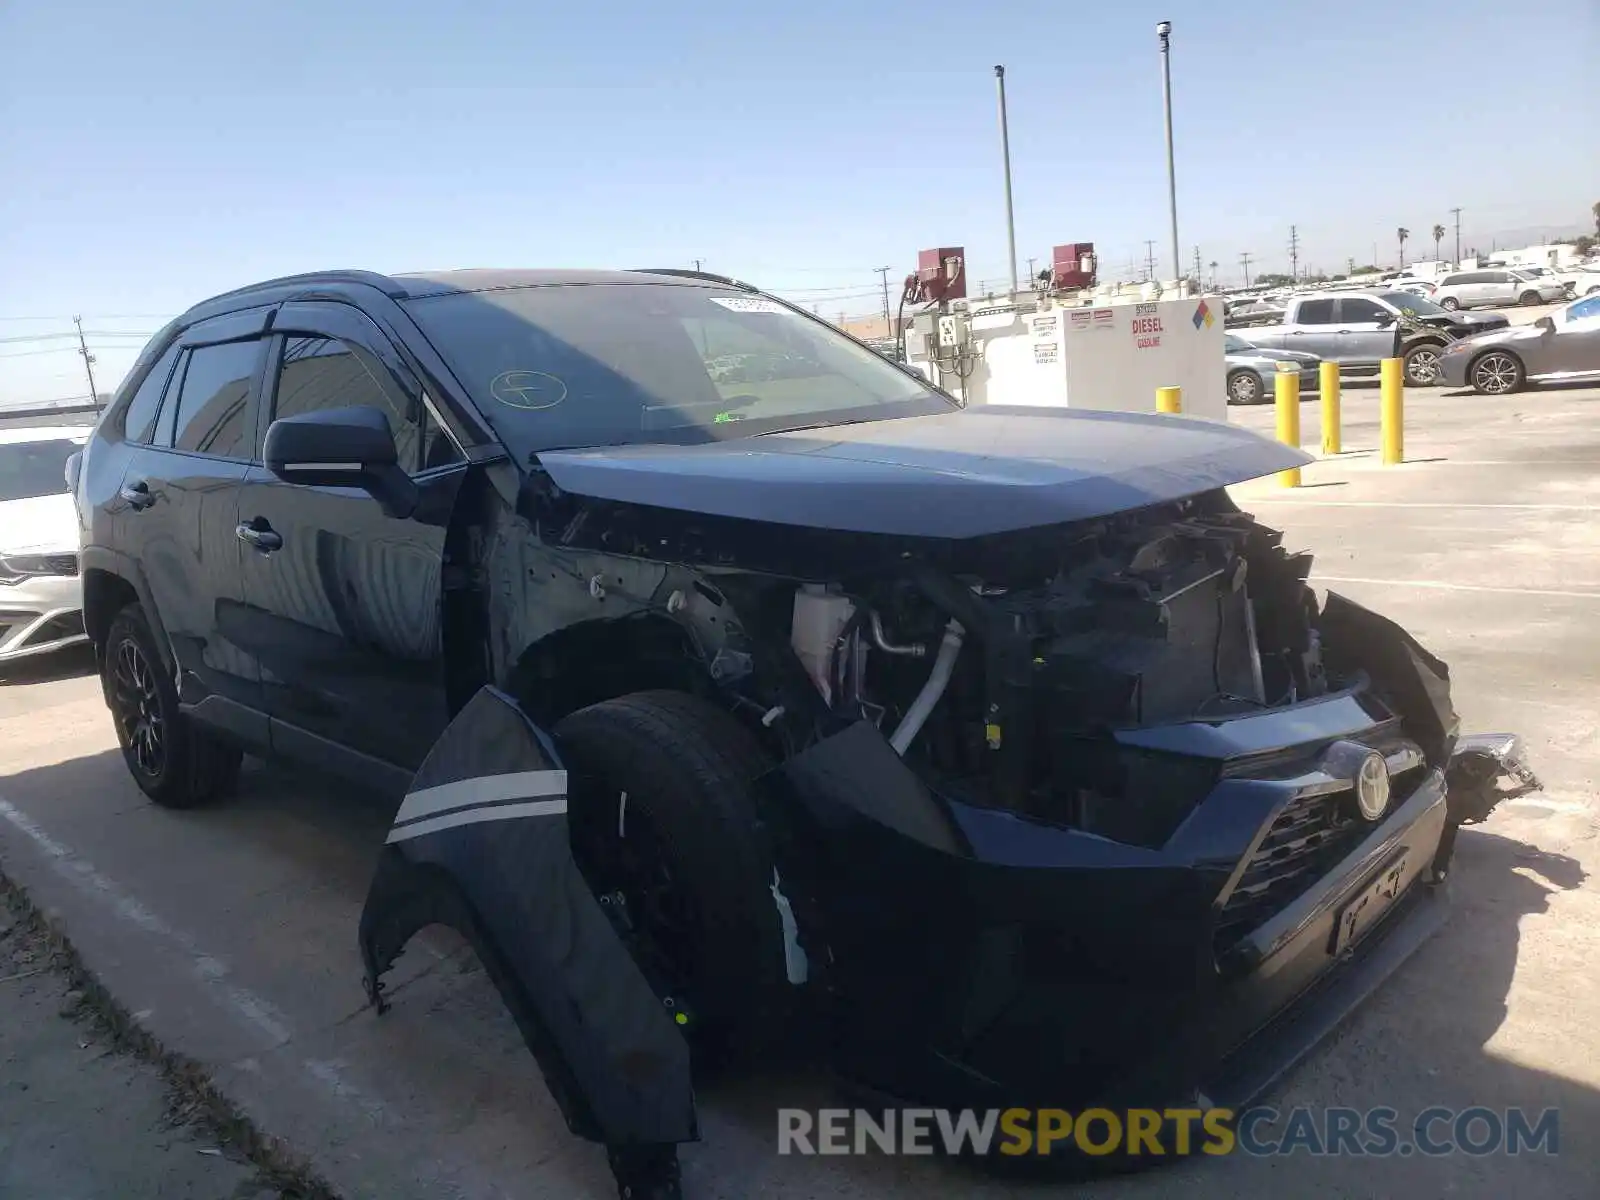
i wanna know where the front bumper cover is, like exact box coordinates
[0,570,85,662]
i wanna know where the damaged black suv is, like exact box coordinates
[73,268,1538,1198]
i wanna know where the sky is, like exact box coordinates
[2,0,1596,405]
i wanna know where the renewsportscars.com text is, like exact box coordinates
[777,1106,1560,1158]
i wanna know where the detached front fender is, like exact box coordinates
[358,685,696,1149]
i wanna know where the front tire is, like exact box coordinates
[554,691,789,1064]
[1226,369,1264,405]
[103,604,241,808]
[1519,291,1542,307]
[1439,296,1461,311]
[1403,343,1443,387]
[1470,350,1525,396]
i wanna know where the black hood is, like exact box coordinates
[1451,311,1510,330]
[1416,310,1508,334]
[536,406,1312,539]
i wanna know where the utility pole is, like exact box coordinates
[874,266,893,337]
[73,316,100,405]
[1026,256,1037,285]
[1192,245,1202,288]
[994,65,1019,294]
[1239,251,1253,289]
[1450,207,1463,266]
[1144,240,1157,282]
[1288,225,1300,281]
[1156,21,1180,281]
[1208,259,1218,290]
[1347,256,1356,275]
[693,258,703,271]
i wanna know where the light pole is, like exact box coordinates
[1157,21,1180,283]
[995,65,1019,294]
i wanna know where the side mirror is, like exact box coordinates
[264,406,417,518]
[1374,312,1396,327]
[64,450,83,494]
[1535,316,1555,334]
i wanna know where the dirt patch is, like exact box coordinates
[0,872,340,1200]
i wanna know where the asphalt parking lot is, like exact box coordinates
[2,376,1597,1199]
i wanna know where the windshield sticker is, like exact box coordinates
[490,370,568,411]
[709,297,789,315]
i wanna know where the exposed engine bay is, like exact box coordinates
[779,500,1330,834]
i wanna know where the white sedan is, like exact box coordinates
[0,425,90,663]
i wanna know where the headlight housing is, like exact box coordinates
[0,553,79,584]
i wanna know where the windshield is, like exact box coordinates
[0,439,79,503]
[1224,334,1256,353]
[1379,292,1447,317]
[403,283,956,452]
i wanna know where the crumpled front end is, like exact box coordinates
[756,572,1540,1123]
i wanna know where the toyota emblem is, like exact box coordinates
[1354,751,1391,821]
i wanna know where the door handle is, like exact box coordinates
[236,520,283,553]
[119,480,155,510]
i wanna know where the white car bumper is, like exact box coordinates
[0,569,87,662]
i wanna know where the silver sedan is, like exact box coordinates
[1224,334,1321,404]
[1437,295,1600,394]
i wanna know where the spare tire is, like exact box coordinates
[554,691,790,1065]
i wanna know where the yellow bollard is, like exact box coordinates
[1274,366,1301,487]
[1320,361,1341,455]
[1380,357,1404,465]
[1156,385,1182,414]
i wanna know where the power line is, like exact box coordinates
[0,330,157,343]
[0,346,84,359]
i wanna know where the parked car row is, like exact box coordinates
[1226,290,1506,387]
[1225,293,1600,400]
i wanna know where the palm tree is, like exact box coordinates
[1397,227,1410,268]
[1431,224,1445,261]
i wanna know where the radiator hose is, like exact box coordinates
[889,619,966,755]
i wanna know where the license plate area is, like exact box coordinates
[1330,852,1408,955]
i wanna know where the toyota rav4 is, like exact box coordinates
[73,268,1538,1199]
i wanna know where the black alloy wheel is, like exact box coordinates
[110,635,165,778]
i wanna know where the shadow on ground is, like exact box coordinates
[0,642,97,687]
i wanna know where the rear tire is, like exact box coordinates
[554,691,789,1065]
[1519,291,1542,307]
[1439,296,1461,311]
[1226,369,1264,405]
[103,603,241,808]
[1469,350,1525,396]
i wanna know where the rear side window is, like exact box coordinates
[1297,299,1336,324]
[164,340,262,459]
[1485,272,1509,284]
[120,344,180,443]
[1439,275,1463,287]
[273,336,421,470]
[1339,298,1389,323]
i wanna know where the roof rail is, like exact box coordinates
[629,268,755,291]
[201,269,409,305]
